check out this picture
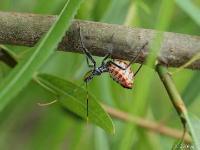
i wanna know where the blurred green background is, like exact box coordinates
[0,0,200,150]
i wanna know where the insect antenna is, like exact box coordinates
[79,25,96,68]
[86,81,89,122]
[75,81,89,122]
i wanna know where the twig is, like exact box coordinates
[156,65,189,142]
[0,12,200,69]
[103,104,191,143]
[156,65,187,122]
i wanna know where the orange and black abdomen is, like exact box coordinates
[108,60,134,89]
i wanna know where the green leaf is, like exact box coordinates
[33,0,66,14]
[91,0,111,21]
[35,73,115,134]
[101,0,131,24]
[94,127,110,150]
[28,105,75,150]
[0,62,11,82]
[185,113,200,149]
[0,45,19,61]
[176,0,200,26]
[182,72,200,106]
[0,0,83,112]
[138,1,151,15]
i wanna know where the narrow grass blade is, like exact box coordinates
[0,0,83,112]
[182,72,200,106]
[185,113,200,149]
[119,0,175,149]
[94,127,110,150]
[36,73,115,134]
[28,106,74,150]
[176,0,200,26]
[101,0,131,24]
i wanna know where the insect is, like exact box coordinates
[79,27,148,118]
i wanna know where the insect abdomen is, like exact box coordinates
[108,60,134,89]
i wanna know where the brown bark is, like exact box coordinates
[0,12,200,69]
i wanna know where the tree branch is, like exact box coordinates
[103,104,191,143]
[0,11,200,69]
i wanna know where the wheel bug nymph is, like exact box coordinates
[79,26,148,119]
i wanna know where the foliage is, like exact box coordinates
[35,73,114,134]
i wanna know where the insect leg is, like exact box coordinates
[107,60,127,70]
[125,42,148,69]
[79,26,96,68]
[134,64,143,76]
[102,53,111,65]
[107,42,148,70]
[108,60,143,77]
[101,33,115,64]
[86,57,94,68]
